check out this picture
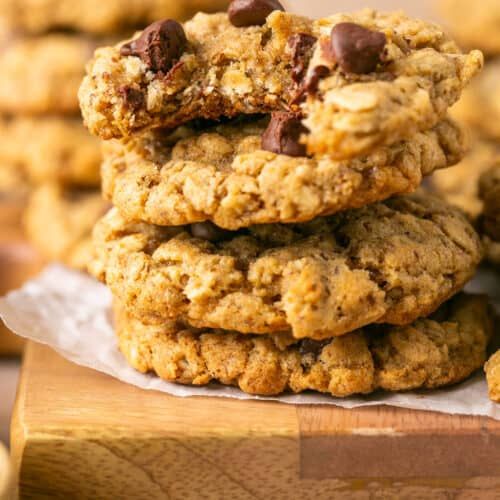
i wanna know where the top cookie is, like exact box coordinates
[79,9,483,159]
[0,0,230,35]
[440,0,500,55]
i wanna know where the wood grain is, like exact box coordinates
[10,343,500,499]
[0,198,45,356]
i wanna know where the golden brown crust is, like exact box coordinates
[485,350,500,403]
[115,294,492,397]
[102,116,467,229]
[91,192,483,339]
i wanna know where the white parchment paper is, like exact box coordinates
[0,264,499,419]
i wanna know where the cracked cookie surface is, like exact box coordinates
[79,9,482,159]
[0,0,229,35]
[115,294,492,397]
[102,116,466,229]
[91,192,482,339]
[25,184,110,270]
[0,116,101,187]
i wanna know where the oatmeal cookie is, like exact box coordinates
[0,34,99,114]
[486,350,500,403]
[0,116,101,187]
[479,164,500,265]
[102,116,466,229]
[0,0,230,35]
[440,0,500,55]
[79,9,482,159]
[115,294,492,397]
[24,184,110,270]
[91,192,483,339]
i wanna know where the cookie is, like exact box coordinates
[479,164,500,265]
[79,9,483,160]
[102,115,466,229]
[0,162,28,197]
[0,116,101,187]
[440,0,500,55]
[452,61,500,141]
[24,184,110,270]
[431,140,499,218]
[0,34,98,114]
[115,294,492,397]
[90,192,483,339]
[486,350,500,403]
[0,0,230,35]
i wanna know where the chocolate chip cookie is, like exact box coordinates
[452,61,500,141]
[79,9,483,160]
[478,164,500,265]
[440,0,500,55]
[0,34,98,114]
[0,116,101,187]
[431,140,499,218]
[0,162,28,197]
[90,192,482,339]
[0,0,230,35]
[115,293,492,397]
[24,184,110,270]
[486,350,500,403]
[102,115,466,229]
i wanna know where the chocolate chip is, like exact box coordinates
[190,222,232,242]
[119,85,144,110]
[330,22,386,74]
[288,33,317,83]
[304,65,330,94]
[299,339,330,358]
[228,0,285,27]
[261,112,308,157]
[120,19,187,73]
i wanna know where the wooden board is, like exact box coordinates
[0,443,13,500]
[0,198,45,356]
[10,343,500,499]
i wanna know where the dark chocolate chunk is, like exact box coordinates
[303,65,330,94]
[299,339,330,358]
[330,22,386,74]
[119,85,144,110]
[190,222,232,242]
[288,33,317,83]
[261,112,308,157]
[120,19,187,73]
[228,0,285,27]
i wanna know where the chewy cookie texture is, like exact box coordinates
[102,115,466,229]
[116,294,492,397]
[90,193,482,339]
[478,164,500,265]
[79,7,483,160]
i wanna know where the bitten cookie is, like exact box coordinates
[115,294,492,397]
[0,0,230,35]
[0,116,101,187]
[91,192,483,339]
[102,115,466,229]
[79,8,482,160]
[24,184,110,270]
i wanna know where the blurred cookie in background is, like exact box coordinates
[24,184,110,271]
[0,0,230,35]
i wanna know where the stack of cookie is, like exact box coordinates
[0,0,229,270]
[82,2,494,398]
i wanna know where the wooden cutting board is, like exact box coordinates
[10,342,500,499]
[0,198,45,356]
